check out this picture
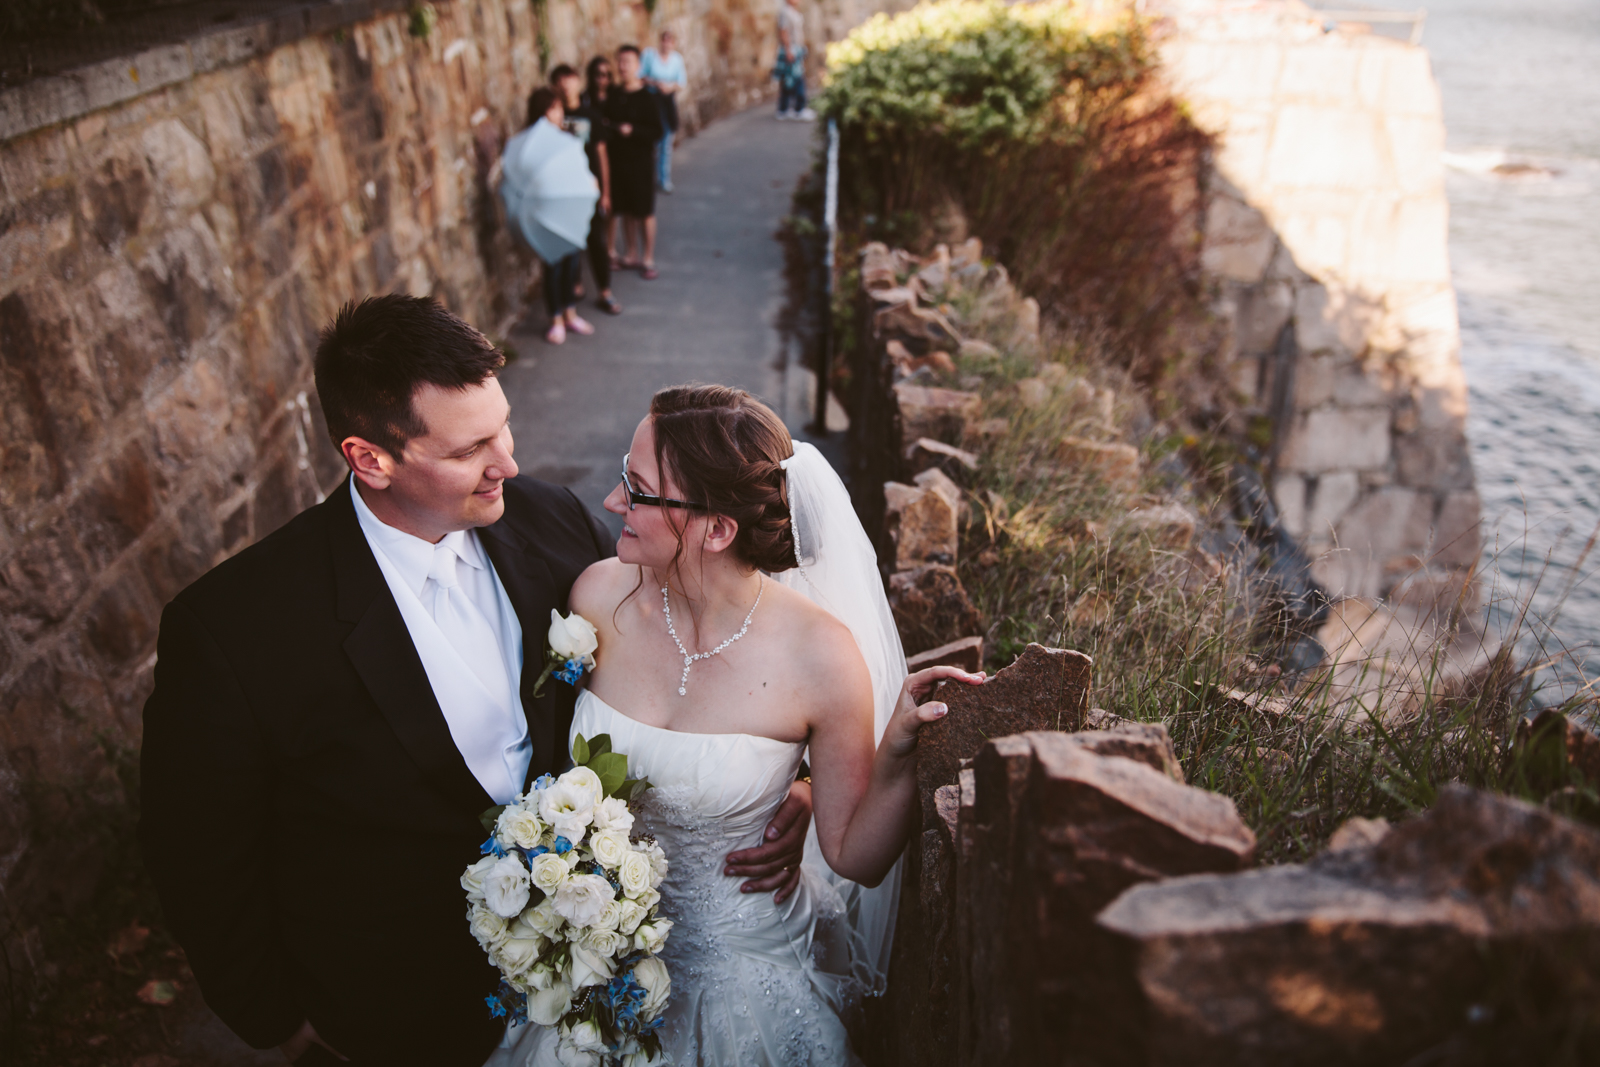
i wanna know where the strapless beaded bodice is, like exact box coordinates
[538,690,862,1066]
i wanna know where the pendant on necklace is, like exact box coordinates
[662,577,764,697]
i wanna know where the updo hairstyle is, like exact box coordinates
[649,384,797,574]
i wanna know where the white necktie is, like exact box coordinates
[426,542,516,722]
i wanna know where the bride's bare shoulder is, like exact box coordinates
[570,557,640,622]
[766,580,871,695]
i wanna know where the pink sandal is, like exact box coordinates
[640,264,658,280]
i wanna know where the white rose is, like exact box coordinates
[581,926,628,958]
[526,960,557,991]
[589,829,631,870]
[492,934,542,976]
[548,610,599,665]
[645,841,669,885]
[622,1050,655,1067]
[552,873,615,928]
[633,919,673,956]
[461,854,498,903]
[560,766,606,809]
[618,850,653,898]
[528,978,574,1026]
[614,899,648,935]
[495,806,546,850]
[567,941,616,988]
[632,955,672,1018]
[591,796,635,834]
[565,1019,606,1053]
[529,852,571,896]
[468,904,509,949]
[591,899,623,932]
[538,780,595,846]
[633,886,661,910]
[483,855,531,918]
[524,897,566,938]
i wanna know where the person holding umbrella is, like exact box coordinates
[502,87,601,344]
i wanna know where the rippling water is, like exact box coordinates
[1421,0,1600,699]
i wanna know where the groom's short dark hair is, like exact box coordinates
[314,294,504,460]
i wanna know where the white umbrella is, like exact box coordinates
[500,118,599,263]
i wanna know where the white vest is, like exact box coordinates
[351,479,531,803]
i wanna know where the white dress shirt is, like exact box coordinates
[350,478,531,803]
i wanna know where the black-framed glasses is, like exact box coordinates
[621,452,705,511]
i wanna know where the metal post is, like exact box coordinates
[811,118,840,436]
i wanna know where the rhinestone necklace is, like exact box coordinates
[661,576,764,697]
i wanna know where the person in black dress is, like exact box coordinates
[554,62,621,315]
[604,44,664,278]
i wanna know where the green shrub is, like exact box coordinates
[821,1,1212,383]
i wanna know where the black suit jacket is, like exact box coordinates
[139,476,614,1065]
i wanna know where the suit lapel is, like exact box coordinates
[328,483,496,816]
[478,517,561,785]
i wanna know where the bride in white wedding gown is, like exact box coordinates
[518,385,982,1067]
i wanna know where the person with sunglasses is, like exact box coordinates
[505,384,983,1066]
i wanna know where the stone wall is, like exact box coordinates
[1158,0,1479,603]
[0,0,894,1016]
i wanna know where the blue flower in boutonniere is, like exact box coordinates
[532,610,599,698]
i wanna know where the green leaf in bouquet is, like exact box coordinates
[626,777,654,802]
[585,733,613,758]
[478,804,507,835]
[588,751,628,797]
[571,733,591,765]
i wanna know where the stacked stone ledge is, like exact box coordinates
[862,235,1201,669]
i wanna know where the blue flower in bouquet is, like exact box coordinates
[486,980,529,1026]
[533,773,555,791]
[480,834,508,858]
[553,835,573,855]
[553,657,585,686]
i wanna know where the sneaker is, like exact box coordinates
[565,314,596,336]
[797,108,817,122]
[660,183,674,194]
[776,110,792,121]
[544,321,566,345]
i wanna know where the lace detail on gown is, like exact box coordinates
[515,691,864,1067]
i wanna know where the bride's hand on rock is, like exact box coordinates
[880,665,985,761]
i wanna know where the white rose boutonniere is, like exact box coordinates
[533,610,600,697]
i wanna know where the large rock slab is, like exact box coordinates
[894,382,982,445]
[884,481,958,570]
[888,563,983,657]
[876,298,963,350]
[1093,786,1600,1066]
[961,726,1256,1066]
[916,644,1092,826]
[1059,436,1141,491]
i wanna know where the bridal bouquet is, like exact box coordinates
[463,734,671,1067]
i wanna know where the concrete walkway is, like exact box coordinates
[500,105,830,536]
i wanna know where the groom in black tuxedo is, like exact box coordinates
[140,296,811,1066]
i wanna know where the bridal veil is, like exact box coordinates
[774,440,907,1002]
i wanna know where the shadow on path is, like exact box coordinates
[500,105,832,536]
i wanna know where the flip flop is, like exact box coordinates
[640,265,658,280]
[620,258,643,271]
[599,296,623,315]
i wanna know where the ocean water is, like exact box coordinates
[1415,0,1599,700]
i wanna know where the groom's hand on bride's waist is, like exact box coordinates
[279,1020,348,1064]
[724,779,812,904]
